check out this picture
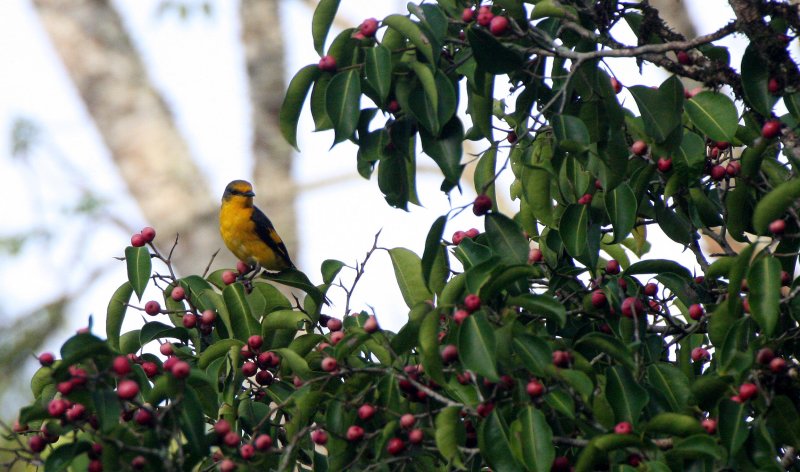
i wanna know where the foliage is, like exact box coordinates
[6,0,800,470]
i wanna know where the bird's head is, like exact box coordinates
[222,180,255,204]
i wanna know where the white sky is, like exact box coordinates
[0,0,795,411]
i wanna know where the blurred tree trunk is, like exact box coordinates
[240,0,298,261]
[32,0,217,274]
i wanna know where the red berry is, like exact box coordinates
[476,402,494,417]
[726,162,739,176]
[552,350,572,368]
[219,459,236,472]
[781,270,792,286]
[462,7,474,22]
[768,78,781,95]
[631,140,648,156]
[507,131,518,143]
[743,297,751,313]
[117,379,139,400]
[330,331,345,345]
[770,357,787,374]
[134,408,153,425]
[387,437,406,455]
[489,15,509,36]
[473,194,493,215]
[456,372,473,384]
[242,361,257,377]
[240,443,255,460]
[256,370,274,386]
[769,219,786,235]
[236,260,251,275]
[131,233,146,247]
[170,360,191,379]
[710,165,726,181]
[248,335,263,350]
[358,403,376,420]
[400,413,416,429]
[163,355,178,371]
[610,77,623,94]
[452,231,467,245]
[38,352,55,367]
[29,435,46,453]
[614,421,633,434]
[201,309,217,324]
[112,355,131,376]
[160,343,174,356]
[591,291,607,308]
[688,304,704,320]
[408,428,424,444]
[48,398,68,417]
[318,55,337,72]
[144,301,161,316]
[476,6,493,26]
[605,259,620,275]
[326,318,343,332]
[254,434,272,451]
[738,382,758,400]
[141,362,159,378]
[258,351,281,368]
[453,309,470,325]
[359,18,379,37]
[364,315,379,333]
[756,347,775,364]
[644,283,658,297]
[551,456,571,472]
[528,248,543,264]
[321,356,338,372]
[691,347,710,362]
[222,270,237,285]
[346,425,365,442]
[141,227,156,243]
[131,456,147,470]
[441,344,458,363]
[731,395,743,403]
[578,193,593,205]
[628,454,643,467]
[657,157,672,172]
[464,294,481,312]
[88,459,103,472]
[387,99,400,114]
[676,50,691,65]
[182,313,197,328]
[57,381,73,395]
[762,120,781,139]
[224,431,241,447]
[214,419,231,436]
[526,379,544,398]
[701,418,717,434]
[170,286,185,301]
[621,297,644,318]
[311,429,328,445]
[465,228,480,239]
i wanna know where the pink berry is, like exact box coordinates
[461,8,474,22]
[330,331,345,345]
[610,77,623,94]
[346,425,365,441]
[657,157,672,172]
[644,283,658,296]
[452,231,466,245]
[688,304,704,320]
[387,437,406,455]
[248,335,263,350]
[141,227,156,243]
[182,314,197,328]
[476,6,493,26]
[605,259,620,275]
[738,382,758,400]
[224,431,241,447]
[408,428,424,444]
[141,362,159,378]
[222,270,237,285]
[131,233,146,247]
[614,421,633,434]
[769,219,786,235]
[465,228,480,239]
[241,361,257,377]
[255,434,272,451]
[631,140,648,156]
[240,443,255,460]
[48,398,68,417]
[160,343,174,356]
[769,357,787,374]
[318,55,337,72]
[144,301,161,316]
[117,379,140,400]
[762,120,781,139]
[321,356,338,372]
[701,418,717,434]
[364,315,379,333]
[464,294,481,312]
[710,165,726,181]
[526,379,544,398]
[489,15,509,36]
[171,286,185,301]
[621,297,644,318]
[453,309,470,325]
[311,429,328,445]
[214,419,231,436]
[691,347,710,362]
[170,360,191,379]
[400,413,416,429]
[552,350,572,368]
[39,352,55,367]
[326,318,343,332]
[359,18,379,37]
[591,291,607,308]
[112,355,131,376]
[528,248,543,264]
[441,344,458,363]
[477,402,495,417]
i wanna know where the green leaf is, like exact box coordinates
[57,333,111,375]
[125,246,151,300]
[474,147,497,205]
[418,309,445,385]
[685,91,739,142]
[624,259,692,280]
[92,390,121,434]
[261,268,326,307]
[645,412,704,436]
[628,76,683,143]
[485,213,529,265]
[719,399,749,454]
[545,390,575,419]
[748,255,781,336]
[388,247,433,308]
[30,366,52,399]
[552,114,590,152]
[262,309,310,331]
[467,26,524,75]
[411,62,438,116]
[45,441,91,472]
[458,311,499,381]
[560,204,589,258]
[222,283,258,342]
[364,45,392,104]
[198,339,243,368]
[673,131,706,181]
[605,366,649,425]
[178,387,209,459]
[741,44,778,116]
[321,259,345,285]
[753,178,800,234]
[604,183,637,244]
[435,406,464,464]
[311,0,340,56]
[326,69,361,145]
[421,216,449,294]
[420,117,464,189]
[106,281,133,351]
[576,333,634,370]
[479,410,524,472]
[511,406,555,472]
[382,15,435,65]
[666,434,723,461]
[274,348,312,379]
[767,396,800,449]
[139,321,189,346]
[280,64,321,151]
[647,363,690,411]
[513,334,552,377]
[508,294,566,328]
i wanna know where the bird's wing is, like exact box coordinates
[251,206,295,268]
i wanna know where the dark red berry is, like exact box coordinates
[591,291,607,308]
[131,233,146,247]
[170,360,191,379]
[461,8,474,22]
[621,297,644,317]
[318,55,337,72]
[473,194,493,216]
[364,315,379,333]
[762,120,781,139]
[605,259,620,275]
[738,382,758,400]
[144,301,161,316]
[39,352,55,367]
[464,294,481,312]
[112,355,131,376]
[255,434,272,451]
[141,227,156,243]
[346,425,365,441]
[441,344,458,363]
[657,157,672,172]
[756,347,775,364]
[688,304,704,320]
[769,219,786,235]
[631,140,647,156]
[387,437,406,455]
[701,418,717,434]
[311,429,328,445]
[610,77,623,94]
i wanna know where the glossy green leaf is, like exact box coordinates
[647,363,690,411]
[45,441,91,472]
[325,69,361,144]
[767,396,800,449]
[479,410,523,472]
[435,406,464,464]
[513,334,552,376]
[139,321,189,346]
[223,283,258,342]
[604,183,636,244]
[411,61,438,116]
[508,293,566,328]
[311,0,340,55]
[419,308,446,385]
[458,311,499,381]
[388,247,433,308]
[560,204,589,258]
[511,406,554,472]
[576,333,634,370]
[474,147,497,206]
[92,390,121,434]
[383,14,434,65]
[106,281,133,351]
[672,131,706,181]
[629,76,683,142]
[741,44,777,116]
[719,399,749,454]
[685,91,739,142]
[666,434,723,461]
[279,64,321,151]
[420,117,464,189]
[645,412,704,436]
[261,309,310,330]
[467,26,524,75]
[605,366,648,425]
[552,114,590,152]
[545,390,575,419]
[421,216,449,294]
[624,259,692,280]
[178,387,208,459]
[753,178,800,234]
[262,268,326,307]
[274,348,312,379]
[485,213,528,265]
[125,246,151,301]
[197,339,242,368]
[364,45,391,104]
[748,255,781,336]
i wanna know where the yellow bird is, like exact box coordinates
[219,180,295,272]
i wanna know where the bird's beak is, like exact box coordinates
[243,191,255,197]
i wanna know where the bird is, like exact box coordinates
[219,179,295,273]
